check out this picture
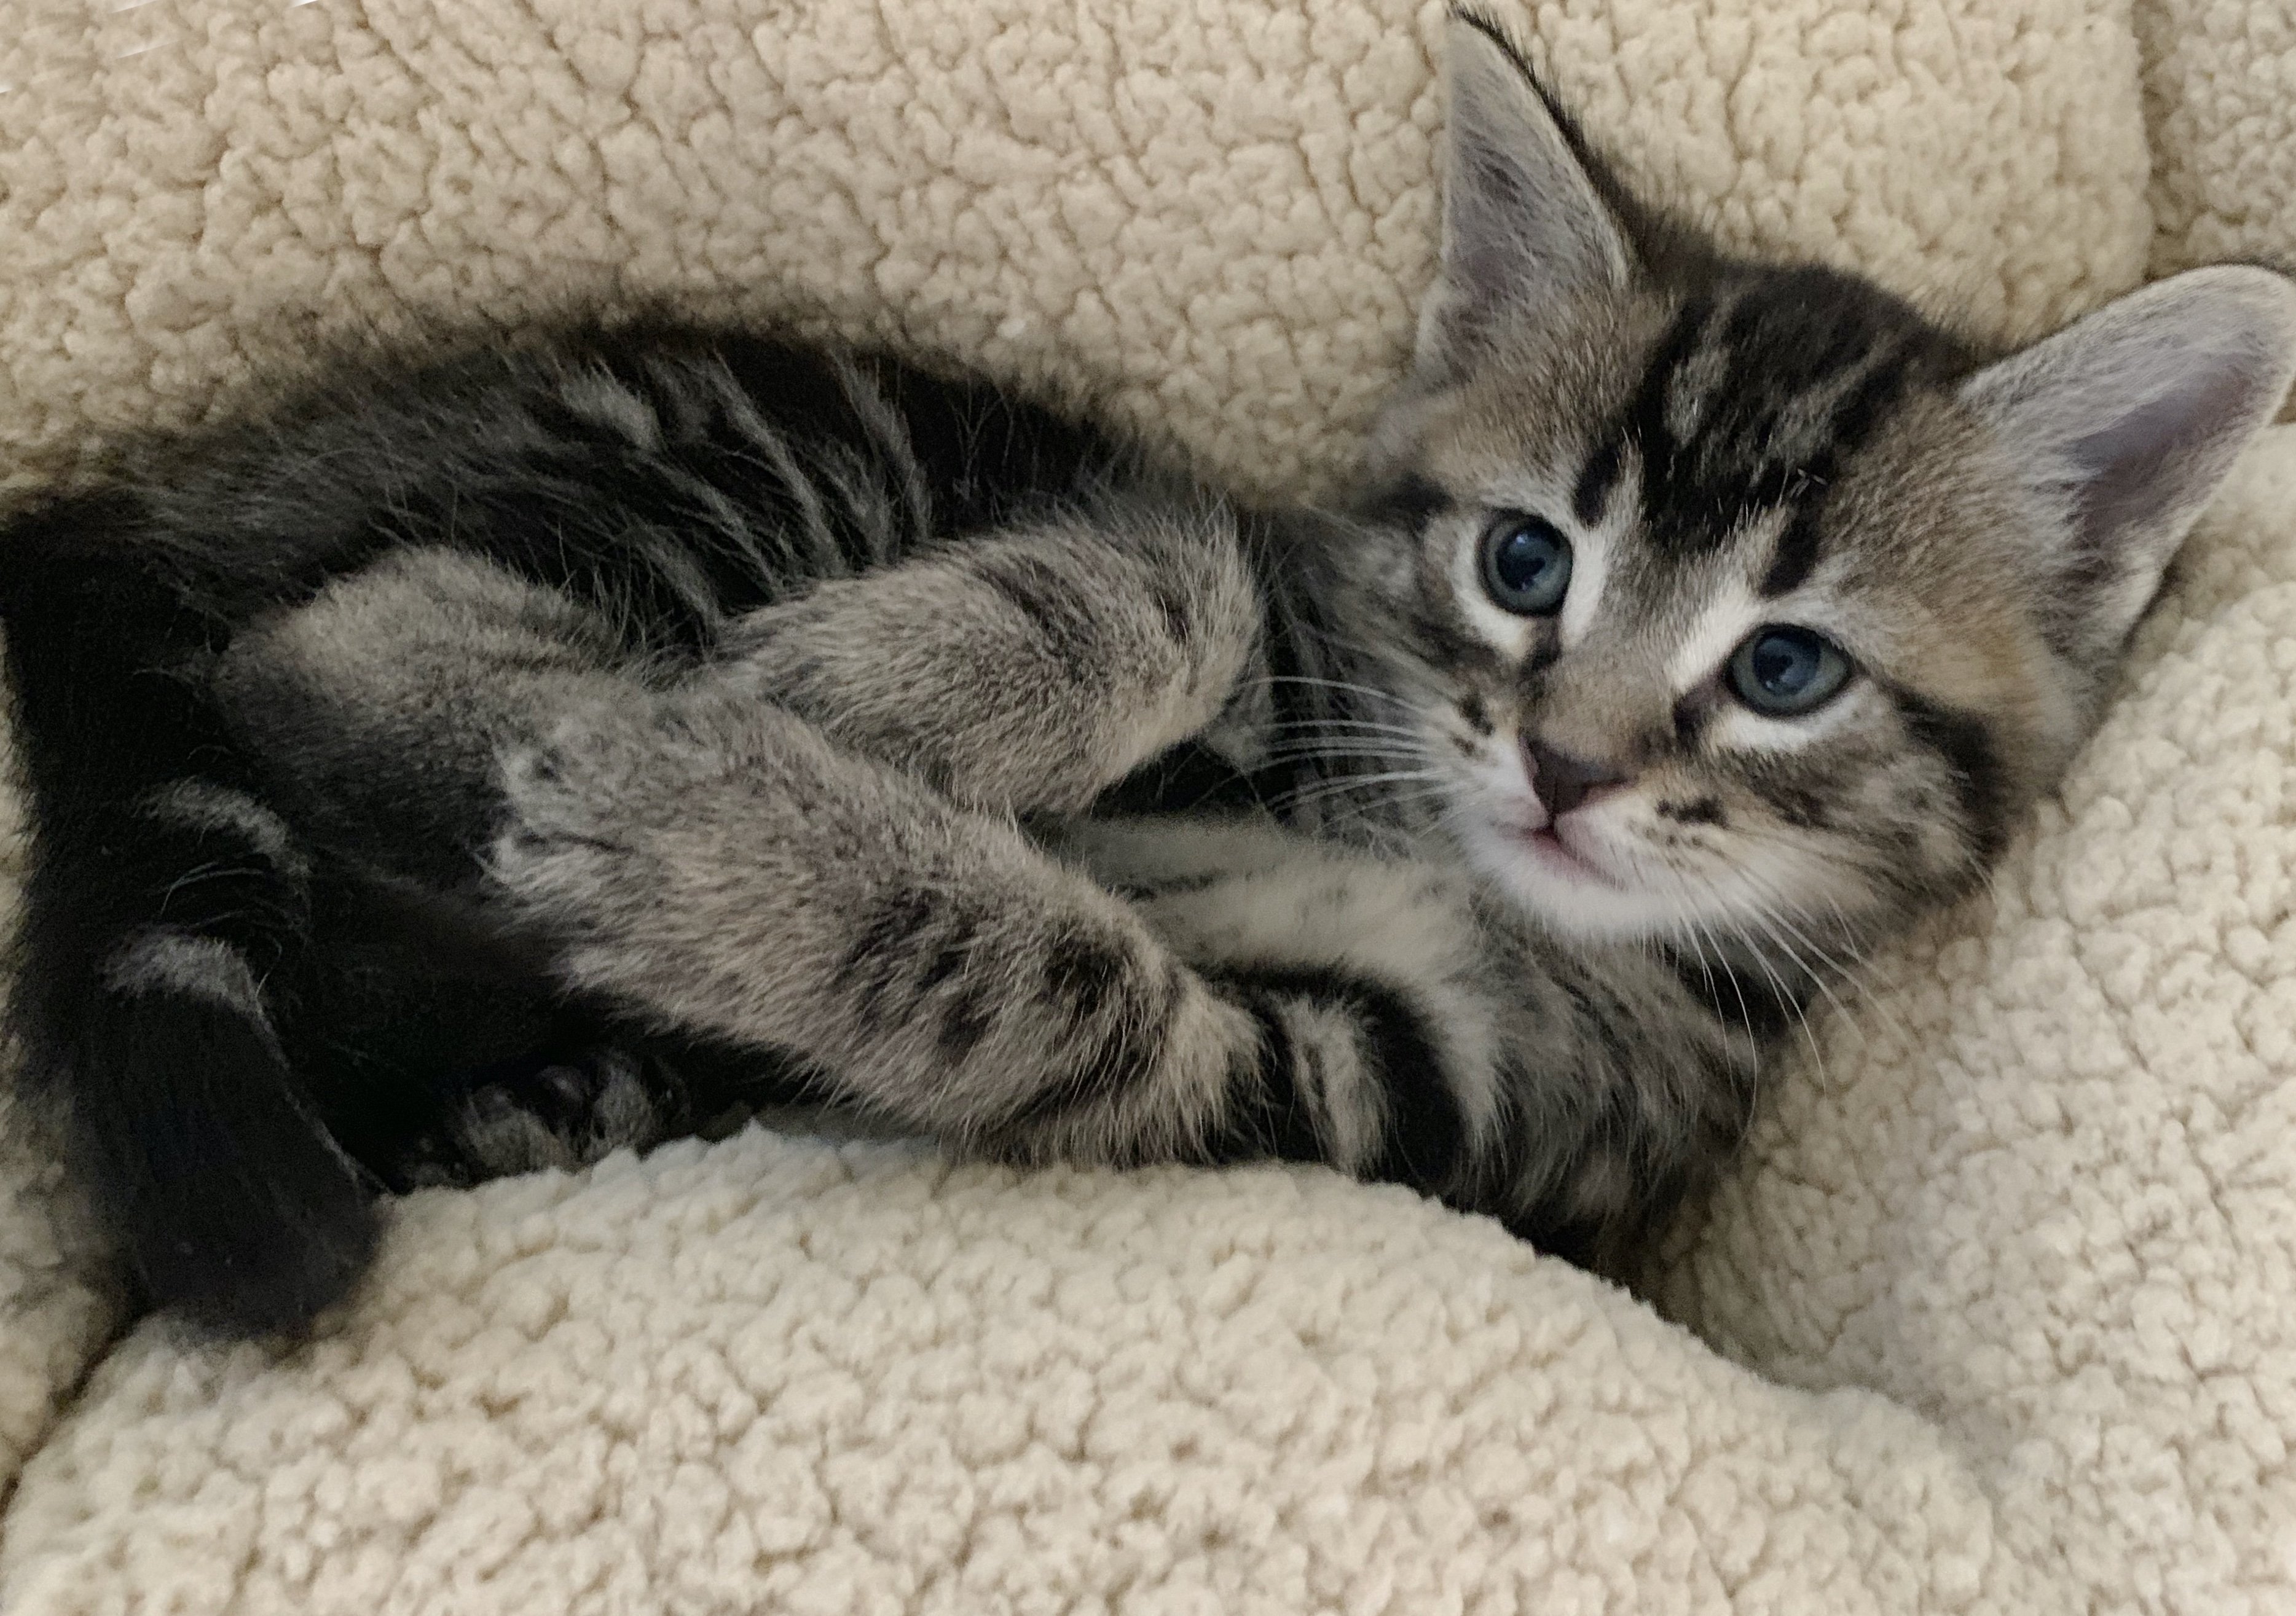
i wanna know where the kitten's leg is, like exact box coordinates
[213,549,706,1190]
[712,491,1267,815]
[1053,818,1762,1274]
[213,547,651,890]
[216,524,1257,1194]
[489,685,1254,1162]
[493,686,1753,1266]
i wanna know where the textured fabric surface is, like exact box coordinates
[0,1132,2087,1614]
[0,0,2145,503]
[2,0,2291,1610]
[2138,0,2296,277]
[0,1092,117,1516]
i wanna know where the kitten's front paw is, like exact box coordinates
[490,694,749,928]
[455,1045,684,1176]
[487,691,841,962]
[492,724,638,934]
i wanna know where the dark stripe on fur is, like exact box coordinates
[1616,294,1716,551]
[995,943,1176,1134]
[1209,965,1464,1190]
[836,885,942,1019]
[1200,985,1324,1164]
[1893,686,2008,860]
[1606,270,1958,565]
[1759,508,1826,598]
[0,520,371,1336]
[974,551,1114,673]
[1573,439,1622,527]
[1362,473,1453,534]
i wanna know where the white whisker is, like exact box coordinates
[1734,909,1828,1092]
[1258,716,1429,738]
[1727,864,1916,1051]
[1244,673,1419,712]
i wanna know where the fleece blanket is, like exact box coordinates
[1,0,2292,1610]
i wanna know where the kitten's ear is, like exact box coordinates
[1416,11,1634,375]
[1961,265,2296,659]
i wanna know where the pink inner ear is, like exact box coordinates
[1423,18,1632,369]
[2060,362,2256,560]
[1964,270,2296,657]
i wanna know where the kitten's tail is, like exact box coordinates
[0,505,376,1336]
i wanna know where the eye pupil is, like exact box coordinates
[1480,515,1573,615]
[1751,633,1814,695]
[1728,626,1852,716]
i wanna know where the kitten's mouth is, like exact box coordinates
[1512,821,1621,888]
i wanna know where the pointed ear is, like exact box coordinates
[1960,265,2296,660]
[1416,11,1635,375]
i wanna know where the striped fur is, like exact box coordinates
[2,12,2290,1336]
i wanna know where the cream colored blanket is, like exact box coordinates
[2,0,2292,1610]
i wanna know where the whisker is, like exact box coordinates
[1678,913,1752,1070]
[1267,778,1442,801]
[1691,816,1898,890]
[1308,794,1434,848]
[1244,673,1419,712]
[1254,739,1437,762]
[1256,731,1423,748]
[1257,716,1429,737]
[1260,756,1441,777]
[1728,866,1917,1051]
[1267,769,1449,808]
[1686,911,1763,1069]
[1730,907,1828,1092]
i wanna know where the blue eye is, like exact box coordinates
[1728,626,1854,716]
[1480,514,1573,616]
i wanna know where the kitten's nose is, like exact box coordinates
[1523,739,1630,818]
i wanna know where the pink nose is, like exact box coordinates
[1523,739,1630,818]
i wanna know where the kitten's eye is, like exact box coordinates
[1479,514,1573,616]
[1727,626,1853,716]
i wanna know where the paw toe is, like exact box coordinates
[445,1046,681,1179]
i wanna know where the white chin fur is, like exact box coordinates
[1449,812,1707,943]
[1429,732,1858,947]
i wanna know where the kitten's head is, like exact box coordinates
[1347,10,2296,949]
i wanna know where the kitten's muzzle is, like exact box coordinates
[1522,738,1631,818]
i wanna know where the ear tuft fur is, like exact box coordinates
[1416,10,1635,375]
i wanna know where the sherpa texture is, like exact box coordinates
[0,0,2290,1610]
[2137,0,2296,278]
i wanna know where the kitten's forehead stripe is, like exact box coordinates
[1368,474,1452,533]
[1571,441,1621,527]
[1596,267,1962,577]
[1759,507,1826,600]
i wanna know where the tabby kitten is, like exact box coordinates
[3,13,2290,1338]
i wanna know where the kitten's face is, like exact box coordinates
[1352,13,2296,952]
[1371,270,2062,947]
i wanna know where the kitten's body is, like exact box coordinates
[4,14,2290,1336]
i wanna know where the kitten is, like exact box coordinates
[2,12,2289,1338]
